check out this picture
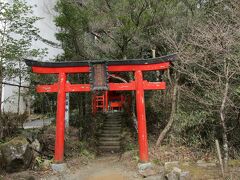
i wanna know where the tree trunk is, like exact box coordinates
[220,80,229,169]
[155,83,178,147]
[0,63,3,115]
[0,73,2,139]
[17,60,22,115]
[17,86,21,115]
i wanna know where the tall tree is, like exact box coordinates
[159,0,240,167]
[0,0,46,114]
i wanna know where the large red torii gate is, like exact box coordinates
[25,54,175,163]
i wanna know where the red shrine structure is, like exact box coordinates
[92,91,126,113]
[25,54,175,163]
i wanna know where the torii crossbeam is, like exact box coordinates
[25,54,176,163]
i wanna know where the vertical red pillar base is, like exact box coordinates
[54,73,66,162]
[135,70,149,162]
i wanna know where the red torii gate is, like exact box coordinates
[25,54,175,163]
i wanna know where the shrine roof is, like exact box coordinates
[25,54,176,68]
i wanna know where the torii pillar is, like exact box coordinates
[135,70,148,162]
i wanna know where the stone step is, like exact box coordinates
[103,127,121,129]
[99,133,121,137]
[104,121,121,123]
[103,127,121,130]
[105,121,121,124]
[102,129,121,132]
[98,146,120,151]
[100,129,121,133]
[106,113,122,116]
[100,133,121,137]
[105,120,122,122]
[106,115,122,117]
[104,122,121,125]
[105,117,122,119]
[99,137,121,141]
[106,117,122,120]
[106,114,122,116]
[104,124,121,127]
[99,141,121,146]
[104,124,121,126]
[103,122,122,126]
[101,130,121,134]
[98,112,123,153]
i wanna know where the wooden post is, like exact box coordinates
[135,70,149,162]
[105,91,108,112]
[54,73,66,162]
[215,139,225,177]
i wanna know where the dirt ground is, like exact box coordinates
[1,155,141,180]
[2,146,240,180]
[47,155,140,180]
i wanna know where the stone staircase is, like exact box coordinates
[98,112,122,152]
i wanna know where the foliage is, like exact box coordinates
[28,74,57,114]
[0,0,46,78]
[158,0,240,163]
[0,0,48,116]
[0,1,51,143]
[0,112,28,140]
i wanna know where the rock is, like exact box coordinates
[180,171,191,180]
[159,166,165,174]
[139,168,157,177]
[30,139,41,152]
[30,139,41,158]
[166,170,178,180]
[138,162,156,177]
[0,136,33,172]
[166,167,188,180]
[39,126,56,156]
[141,166,166,179]
[138,162,153,171]
[145,174,165,180]
[166,168,191,180]
[172,167,182,174]
[51,163,67,172]
[164,161,179,172]
[41,159,52,170]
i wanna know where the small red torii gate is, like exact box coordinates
[25,54,175,163]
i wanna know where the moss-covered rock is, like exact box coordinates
[0,136,33,172]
